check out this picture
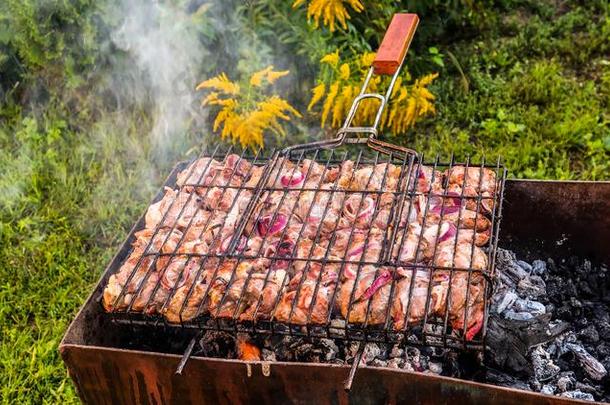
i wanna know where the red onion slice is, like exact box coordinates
[438,223,457,243]
[344,265,358,279]
[280,170,305,188]
[357,197,375,220]
[347,243,365,258]
[360,270,392,301]
[257,214,288,236]
[465,317,483,341]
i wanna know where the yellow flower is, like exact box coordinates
[321,82,339,128]
[196,73,240,95]
[197,66,300,150]
[320,50,340,68]
[250,66,290,87]
[293,0,364,32]
[308,49,439,135]
[308,83,326,111]
[339,63,350,80]
[250,66,274,87]
[360,52,376,68]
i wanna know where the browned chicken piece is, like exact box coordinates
[146,188,205,230]
[425,204,491,232]
[103,250,155,311]
[292,239,328,272]
[336,160,355,189]
[446,166,497,194]
[238,269,288,321]
[132,256,202,315]
[392,222,455,263]
[330,228,384,271]
[446,182,495,214]
[431,271,486,341]
[162,258,217,323]
[433,233,488,271]
[244,164,265,188]
[207,259,283,319]
[337,266,394,325]
[176,157,223,188]
[133,227,184,255]
[206,260,250,318]
[406,165,444,193]
[350,163,401,192]
[391,268,444,330]
[292,190,344,236]
[274,263,337,325]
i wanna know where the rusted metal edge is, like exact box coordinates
[59,343,604,405]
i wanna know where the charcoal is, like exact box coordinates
[389,345,404,359]
[387,357,405,369]
[597,343,610,358]
[530,346,560,382]
[262,348,276,362]
[565,343,607,381]
[579,325,600,344]
[531,260,547,276]
[557,373,576,392]
[575,381,601,396]
[370,358,389,367]
[494,290,518,313]
[362,343,382,364]
[485,368,530,390]
[560,390,594,401]
[517,260,533,273]
[199,331,237,358]
[503,310,534,321]
[512,298,546,316]
[517,275,546,299]
[406,347,421,371]
[540,384,556,395]
[428,361,443,374]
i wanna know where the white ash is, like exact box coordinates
[487,250,608,402]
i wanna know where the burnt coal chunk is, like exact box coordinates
[579,325,600,344]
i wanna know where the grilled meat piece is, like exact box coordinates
[337,266,392,325]
[274,263,337,325]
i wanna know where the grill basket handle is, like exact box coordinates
[282,13,419,159]
[373,13,419,75]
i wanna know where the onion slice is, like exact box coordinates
[257,214,288,237]
[438,222,457,243]
[360,270,392,301]
[280,170,305,188]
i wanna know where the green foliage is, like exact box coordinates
[404,2,610,179]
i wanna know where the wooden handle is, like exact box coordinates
[372,13,419,75]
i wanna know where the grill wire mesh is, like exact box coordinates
[103,145,506,351]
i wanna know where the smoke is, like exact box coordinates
[108,1,211,162]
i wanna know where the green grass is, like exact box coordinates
[0,1,609,403]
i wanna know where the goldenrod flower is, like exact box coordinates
[308,50,438,136]
[197,67,300,150]
[308,83,326,111]
[320,50,340,68]
[196,73,240,95]
[293,0,364,32]
[339,63,350,80]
